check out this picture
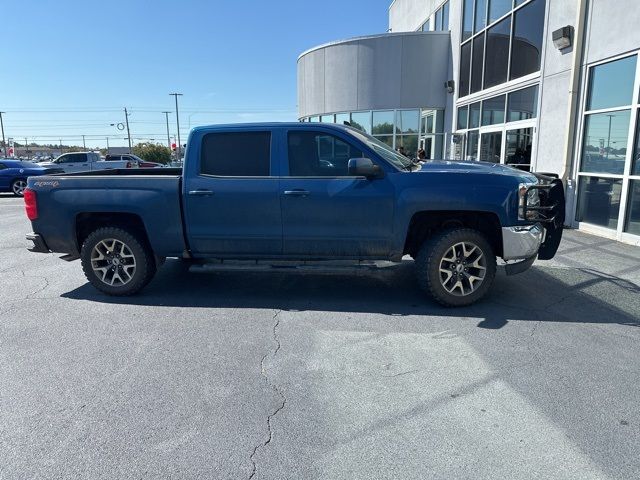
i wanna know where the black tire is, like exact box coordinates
[11,179,27,197]
[415,228,496,307]
[81,227,156,296]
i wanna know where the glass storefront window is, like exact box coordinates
[375,135,394,148]
[421,19,431,31]
[505,128,533,171]
[335,113,349,126]
[442,2,449,30]
[462,0,474,41]
[480,131,502,163]
[396,110,419,134]
[576,176,623,229]
[466,130,479,160]
[488,0,511,24]
[484,16,510,89]
[320,114,334,123]
[435,9,442,31]
[459,42,471,97]
[507,85,538,121]
[309,116,319,123]
[469,102,481,128]
[481,95,506,126]
[372,110,395,135]
[457,106,469,130]
[587,56,637,111]
[510,0,545,80]
[474,0,487,33]
[580,110,630,175]
[397,135,419,157]
[625,181,640,235]
[632,111,640,175]
[350,111,371,134]
[471,33,485,94]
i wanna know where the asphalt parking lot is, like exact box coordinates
[1,193,639,479]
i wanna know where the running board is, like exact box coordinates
[189,259,401,275]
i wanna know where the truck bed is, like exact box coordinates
[27,170,187,257]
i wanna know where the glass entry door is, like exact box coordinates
[479,130,502,163]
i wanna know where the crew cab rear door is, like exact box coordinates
[183,127,282,256]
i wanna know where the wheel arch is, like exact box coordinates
[404,210,503,258]
[75,212,152,254]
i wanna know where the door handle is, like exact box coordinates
[81,164,88,166]
[188,189,214,196]
[283,190,310,197]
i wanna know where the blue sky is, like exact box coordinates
[1,0,391,148]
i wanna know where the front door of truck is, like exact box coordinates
[280,129,395,258]
[183,129,282,256]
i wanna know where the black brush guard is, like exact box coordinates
[524,173,566,260]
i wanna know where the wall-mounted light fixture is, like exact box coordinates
[444,80,455,93]
[552,26,573,50]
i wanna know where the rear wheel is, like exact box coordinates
[415,228,496,307]
[11,179,27,197]
[81,227,156,296]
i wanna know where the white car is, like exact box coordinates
[39,152,139,173]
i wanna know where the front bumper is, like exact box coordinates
[26,233,50,253]
[501,224,544,261]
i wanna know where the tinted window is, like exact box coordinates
[459,42,471,97]
[469,102,481,129]
[288,131,362,177]
[510,0,545,80]
[201,131,271,176]
[60,153,86,163]
[587,56,637,111]
[471,33,485,93]
[484,16,510,88]
[474,0,487,32]
[435,9,442,31]
[462,0,474,41]
[442,2,449,30]
[457,105,469,130]
[507,85,539,121]
[488,0,511,24]
[576,176,622,229]
[580,111,630,175]
[632,111,640,175]
[481,95,506,126]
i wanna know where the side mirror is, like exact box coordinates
[348,158,383,178]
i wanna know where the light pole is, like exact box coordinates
[162,111,171,152]
[106,137,110,150]
[0,111,6,157]
[82,135,86,151]
[24,137,28,159]
[169,93,183,158]
[124,108,132,153]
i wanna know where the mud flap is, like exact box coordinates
[537,179,565,260]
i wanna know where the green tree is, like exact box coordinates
[132,143,171,164]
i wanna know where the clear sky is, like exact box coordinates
[1,0,391,149]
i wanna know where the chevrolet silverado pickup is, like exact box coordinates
[39,152,138,173]
[24,123,564,306]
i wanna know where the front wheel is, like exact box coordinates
[415,228,496,307]
[81,227,156,296]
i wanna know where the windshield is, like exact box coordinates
[346,127,413,170]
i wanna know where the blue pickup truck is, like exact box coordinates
[24,123,564,306]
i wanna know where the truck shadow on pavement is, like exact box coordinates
[62,259,640,330]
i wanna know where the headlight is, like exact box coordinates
[518,183,540,220]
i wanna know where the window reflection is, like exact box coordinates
[469,102,481,128]
[457,106,469,130]
[580,110,630,175]
[507,85,538,121]
[510,0,545,80]
[489,0,511,24]
[625,181,640,235]
[462,0,474,41]
[474,0,487,33]
[484,16,510,88]
[587,55,637,111]
[372,111,395,135]
[395,110,420,134]
[481,95,506,126]
[471,33,485,93]
[459,42,471,97]
[466,130,479,160]
[577,176,623,229]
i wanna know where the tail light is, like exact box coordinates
[24,188,38,220]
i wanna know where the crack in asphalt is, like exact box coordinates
[248,309,286,480]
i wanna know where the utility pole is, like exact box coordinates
[82,135,86,151]
[169,93,183,158]
[106,137,109,151]
[24,137,28,159]
[124,107,132,153]
[0,112,6,157]
[162,111,171,152]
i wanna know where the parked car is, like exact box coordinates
[0,159,63,196]
[24,123,564,306]
[39,152,138,174]
[105,154,164,168]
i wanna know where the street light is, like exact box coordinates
[169,93,183,159]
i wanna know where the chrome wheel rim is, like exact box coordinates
[91,239,137,286]
[438,241,486,297]
[13,180,27,195]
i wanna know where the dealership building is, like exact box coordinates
[297,0,640,245]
